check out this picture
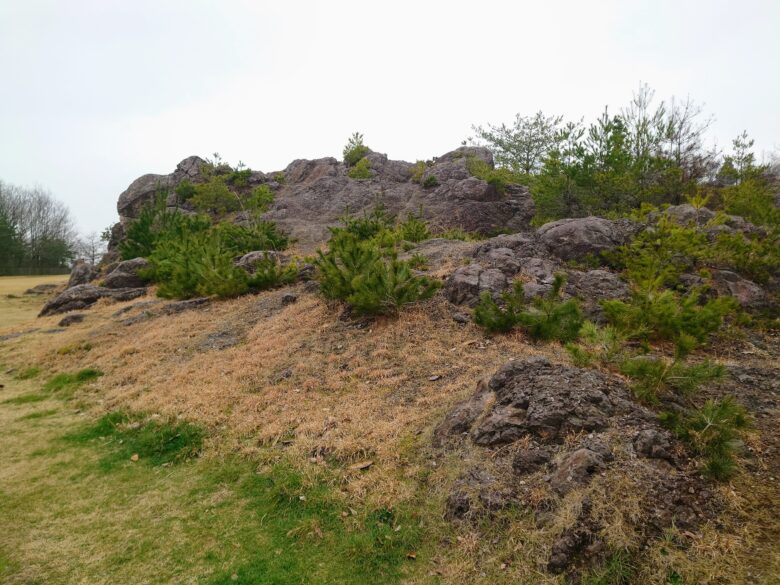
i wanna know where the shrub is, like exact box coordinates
[343,132,370,166]
[149,229,249,299]
[517,274,584,342]
[410,161,427,183]
[347,157,372,180]
[190,176,240,213]
[565,322,625,367]
[333,206,394,241]
[226,167,252,187]
[422,175,439,189]
[247,185,275,214]
[473,281,526,333]
[620,356,725,403]
[602,287,736,358]
[315,233,440,315]
[212,221,289,253]
[466,157,519,194]
[396,214,430,243]
[175,180,196,202]
[661,396,750,480]
[474,274,584,342]
[246,254,299,291]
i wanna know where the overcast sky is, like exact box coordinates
[1,0,778,234]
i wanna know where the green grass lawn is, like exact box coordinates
[0,371,432,585]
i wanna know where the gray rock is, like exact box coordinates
[663,204,715,226]
[102,257,149,289]
[547,448,606,495]
[57,313,86,327]
[444,263,508,306]
[711,270,769,309]
[566,269,631,320]
[160,297,210,315]
[633,428,673,460]
[537,217,640,261]
[67,260,98,288]
[512,446,553,475]
[39,285,146,316]
[24,284,58,295]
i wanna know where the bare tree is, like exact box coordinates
[75,231,107,265]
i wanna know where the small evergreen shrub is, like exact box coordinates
[620,356,725,403]
[474,274,584,342]
[315,233,440,315]
[347,157,372,180]
[247,185,275,214]
[565,322,625,367]
[334,207,394,241]
[175,180,196,202]
[661,396,750,480]
[410,161,427,184]
[343,132,370,166]
[466,157,518,194]
[246,254,299,291]
[190,176,240,213]
[422,175,439,189]
[396,214,430,243]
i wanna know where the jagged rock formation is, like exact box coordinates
[114,147,535,247]
[435,357,717,575]
[39,284,146,316]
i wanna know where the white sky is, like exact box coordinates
[1,0,778,234]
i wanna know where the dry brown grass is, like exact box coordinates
[2,285,779,584]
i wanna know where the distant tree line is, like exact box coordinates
[0,181,105,276]
[470,83,777,224]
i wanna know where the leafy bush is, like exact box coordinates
[466,157,519,194]
[474,274,584,342]
[343,132,370,166]
[347,157,372,180]
[661,396,750,480]
[212,220,288,253]
[565,322,626,367]
[410,160,427,183]
[315,232,440,315]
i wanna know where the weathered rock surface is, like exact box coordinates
[24,284,59,295]
[67,260,98,288]
[57,313,86,327]
[711,270,769,309]
[115,148,535,248]
[39,285,146,316]
[537,217,640,261]
[436,357,716,574]
[102,257,150,289]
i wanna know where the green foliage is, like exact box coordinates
[466,157,518,194]
[190,176,240,213]
[662,396,750,480]
[410,160,428,183]
[245,254,299,291]
[65,411,203,469]
[473,281,526,333]
[343,132,370,166]
[334,206,394,241]
[148,229,250,299]
[396,214,430,243]
[226,168,252,188]
[422,175,439,189]
[246,185,275,214]
[474,274,584,342]
[565,322,626,367]
[175,180,196,202]
[347,157,372,180]
[602,287,736,358]
[315,232,440,315]
[211,220,288,253]
[620,356,725,402]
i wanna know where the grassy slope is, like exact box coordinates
[0,283,778,584]
[0,275,68,327]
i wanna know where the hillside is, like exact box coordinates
[1,145,779,584]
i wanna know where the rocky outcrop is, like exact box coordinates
[116,155,207,224]
[435,358,716,574]
[39,285,146,316]
[537,216,640,261]
[102,257,150,289]
[115,147,535,248]
[67,260,98,288]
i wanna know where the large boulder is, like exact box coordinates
[537,217,640,261]
[444,263,508,306]
[39,285,146,316]
[117,155,206,224]
[102,257,150,289]
[67,259,98,288]
[711,270,769,309]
